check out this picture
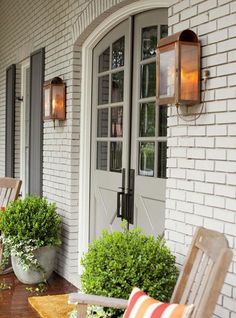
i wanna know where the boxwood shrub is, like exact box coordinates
[81,225,178,316]
[0,195,61,272]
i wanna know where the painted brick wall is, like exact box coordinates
[167,1,236,317]
[0,0,137,287]
[0,0,88,285]
[1,0,235,310]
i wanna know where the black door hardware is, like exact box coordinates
[117,168,135,225]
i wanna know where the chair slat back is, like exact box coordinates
[0,177,22,273]
[0,177,22,209]
[171,227,233,318]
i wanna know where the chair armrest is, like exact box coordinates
[68,293,128,309]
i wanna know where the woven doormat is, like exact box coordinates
[28,294,76,318]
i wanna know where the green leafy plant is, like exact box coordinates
[81,224,178,317]
[25,282,47,294]
[0,195,61,275]
[0,280,11,290]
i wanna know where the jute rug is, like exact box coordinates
[28,294,77,318]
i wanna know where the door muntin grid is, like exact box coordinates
[96,37,125,173]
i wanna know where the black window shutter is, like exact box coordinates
[5,64,16,177]
[29,48,45,196]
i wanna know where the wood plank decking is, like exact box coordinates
[0,271,78,318]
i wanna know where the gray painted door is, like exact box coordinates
[90,10,168,240]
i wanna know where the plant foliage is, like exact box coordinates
[0,195,61,272]
[81,224,178,316]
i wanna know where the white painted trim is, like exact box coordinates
[78,0,171,275]
[20,59,30,197]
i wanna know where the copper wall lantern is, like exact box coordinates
[43,77,66,122]
[156,29,201,106]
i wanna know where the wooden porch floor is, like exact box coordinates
[0,271,78,317]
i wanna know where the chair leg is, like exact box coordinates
[77,304,88,318]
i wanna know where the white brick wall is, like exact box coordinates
[168,1,236,316]
[1,0,236,313]
[0,0,142,287]
[0,0,90,285]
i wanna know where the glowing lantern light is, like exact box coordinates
[43,77,66,122]
[156,29,201,106]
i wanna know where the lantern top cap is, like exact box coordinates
[50,77,63,85]
[157,29,199,48]
[44,77,64,87]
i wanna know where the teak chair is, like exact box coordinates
[0,177,22,273]
[0,177,22,209]
[69,227,233,318]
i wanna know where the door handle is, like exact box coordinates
[116,168,135,224]
[126,169,135,224]
[117,168,126,218]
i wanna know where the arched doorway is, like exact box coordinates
[76,0,170,274]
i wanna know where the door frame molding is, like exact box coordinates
[78,0,172,275]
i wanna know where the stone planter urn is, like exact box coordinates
[11,246,57,284]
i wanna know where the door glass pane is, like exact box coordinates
[99,47,110,73]
[97,108,108,137]
[110,142,122,172]
[139,102,155,137]
[141,63,156,98]
[111,107,123,137]
[98,75,109,105]
[139,142,155,177]
[158,106,167,137]
[142,26,157,60]
[158,142,167,178]
[160,25,168,39]
[112,37,125,69]
[111,71,124,103]
[97,142,108,171]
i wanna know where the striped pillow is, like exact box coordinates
[123,288,194,318]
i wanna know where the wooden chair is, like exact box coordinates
[0,177,22,209]
[0,177,22,273]
[69,227,233,318]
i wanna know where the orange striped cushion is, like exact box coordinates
[123,288,194,318]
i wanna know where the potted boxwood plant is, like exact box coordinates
[80,223,178,318]
[0,195,61,284]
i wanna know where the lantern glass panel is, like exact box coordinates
[52,85,65,119]
[159,48,175,98]
[44,86,51,118]
[180,44,199,101]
